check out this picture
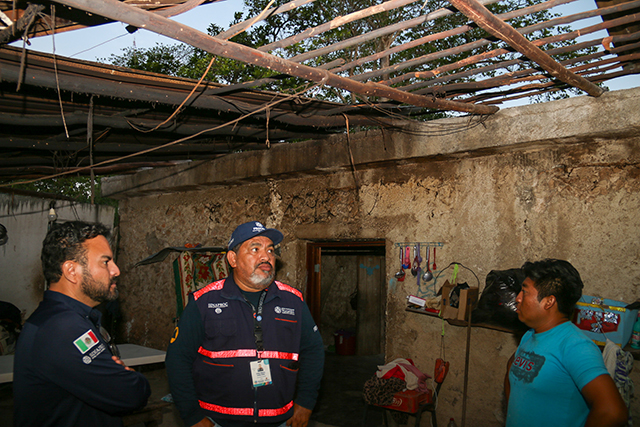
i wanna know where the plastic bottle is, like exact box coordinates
[631,313,640,349]
[447,418,458,427]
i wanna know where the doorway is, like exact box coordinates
[305,241,386,356]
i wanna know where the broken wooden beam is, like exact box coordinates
[447,0,604,96]
[51,0,498,115]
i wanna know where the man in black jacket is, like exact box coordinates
[13,221,150,427]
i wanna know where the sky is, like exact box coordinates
[9,0,638,98]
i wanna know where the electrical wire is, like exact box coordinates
[1,82,321,188]
[69,33,128,59]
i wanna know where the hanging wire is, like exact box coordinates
[39,6,69,139]
[69,33,128,59]
[127,55,217,133]
[1,82,322,188]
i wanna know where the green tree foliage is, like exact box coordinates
[8,176,118,207]
[101,0,598,103]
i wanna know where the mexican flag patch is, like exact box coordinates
[73,330,99,354]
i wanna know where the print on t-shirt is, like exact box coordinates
[511,351,545,383]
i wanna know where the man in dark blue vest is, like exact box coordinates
[166,221,325,427]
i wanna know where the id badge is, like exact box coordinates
[250,359,273,387]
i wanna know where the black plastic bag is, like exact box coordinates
[471,269,528,332]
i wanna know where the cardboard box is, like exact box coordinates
[572,295,638,347]
[378,389,433,413]
[441,280,479,321]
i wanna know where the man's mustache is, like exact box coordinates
[257,262,273,269]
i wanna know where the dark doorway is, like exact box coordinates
[305,241,386,356]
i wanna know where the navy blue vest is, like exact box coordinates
[192,277,304,423]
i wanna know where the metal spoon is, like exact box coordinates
[395,247,406,281]
[422,246,433,282]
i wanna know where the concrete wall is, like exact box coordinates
[0,192,116,320]
[103,87,640,426]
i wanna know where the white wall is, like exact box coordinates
[0,193,115,320]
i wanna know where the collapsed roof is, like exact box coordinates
[0,0,638,180]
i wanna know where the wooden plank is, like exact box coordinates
[386,5,640,87]
[52,0,498,114]
[258,0,418,52]
[216,0,316,40]
[316,0,563,73]
[447,0,604,96]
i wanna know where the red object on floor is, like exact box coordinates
[377,389,433,413]
[334,333,356,355]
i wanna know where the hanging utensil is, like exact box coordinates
[422,245,433,282]
[411,245,420,277]
[394,246,406,281]
[415,243,422,286]
[402,246,411,270]
[410,243,422,279]
[432,246,437,271]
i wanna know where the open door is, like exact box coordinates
[306,241,385,356]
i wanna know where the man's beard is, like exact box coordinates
[81,269,118,303]
[248,263,275,289]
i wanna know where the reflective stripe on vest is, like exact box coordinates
[193,279,225,300]
[199,400,294,417]
[198,347,299,361]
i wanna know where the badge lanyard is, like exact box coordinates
[246,290,268,351]
[245,290,273,387]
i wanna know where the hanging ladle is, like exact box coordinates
[394,247,406,281]
[411,244,421,277]
[422,245,433,282]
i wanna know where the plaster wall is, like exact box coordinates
[0,193,116,319]
[105,88,640,426]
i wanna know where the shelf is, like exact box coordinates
[407,307,640,360]
[405,307,518,333]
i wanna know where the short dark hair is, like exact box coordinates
[41,221,111,284]
[521,259,583,317]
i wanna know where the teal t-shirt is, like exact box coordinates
[506,321,608,427]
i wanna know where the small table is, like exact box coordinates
[0,343,166,383]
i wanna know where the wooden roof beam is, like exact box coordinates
[306,0,558,72]
[447,0,604,96]
[380,3,640,87]
[415,36,640,94]
[52,0,499,115]
[258,0,418,52]
[217,0,316,40]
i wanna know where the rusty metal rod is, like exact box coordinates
[51,0,499,114]
[446,0,604,96]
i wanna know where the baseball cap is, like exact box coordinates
[228,221,283,250]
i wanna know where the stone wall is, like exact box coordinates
[104,88,640,426]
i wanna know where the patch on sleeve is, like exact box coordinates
[73,329,99,354]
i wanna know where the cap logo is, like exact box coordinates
[253,222,266,233]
